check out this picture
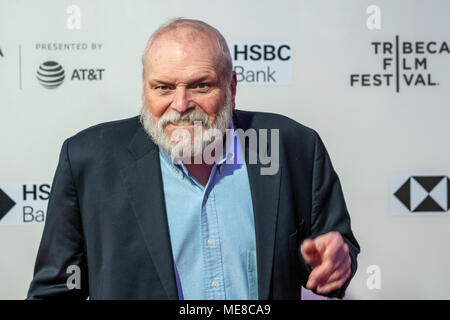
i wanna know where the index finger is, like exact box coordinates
[301,239,318,256]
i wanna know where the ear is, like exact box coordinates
[230,71,237,110]
[141,79,147,106]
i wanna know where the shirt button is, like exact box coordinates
[211,281,218,288]
[207,239,213,246]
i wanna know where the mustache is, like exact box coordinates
[158,110,210,129]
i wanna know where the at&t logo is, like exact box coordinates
[36,60,105,89]
[36,61,65,89]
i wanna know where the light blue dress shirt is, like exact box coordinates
[159,126,258,300]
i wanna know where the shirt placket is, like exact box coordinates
[201,167,226,300]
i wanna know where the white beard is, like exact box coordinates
[140,90,233,163]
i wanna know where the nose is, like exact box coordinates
[171,87,193,114]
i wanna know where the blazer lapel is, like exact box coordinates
[233,111,282,300]
[120,125,178,300]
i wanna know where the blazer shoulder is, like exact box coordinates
[66,115,140,147]
[234,109,319,142]
[63,115,142,168]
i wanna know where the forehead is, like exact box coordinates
[145,28,222,81]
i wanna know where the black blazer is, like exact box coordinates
[27,109,359,300]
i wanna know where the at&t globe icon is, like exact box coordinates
[36,61,65,89]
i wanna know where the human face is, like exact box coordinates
[142,30,236,142]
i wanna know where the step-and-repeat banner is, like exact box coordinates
[1,0,449,299]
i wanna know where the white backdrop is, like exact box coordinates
[1,0,450,299]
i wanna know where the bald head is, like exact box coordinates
[142,18,233,83]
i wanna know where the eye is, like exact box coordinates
[197,83,208,89]
[158,85,170,90]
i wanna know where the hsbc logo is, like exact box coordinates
[392,174,450,215]
[232,44,291,61]
[230,42,293,85]
[0,183,50,225]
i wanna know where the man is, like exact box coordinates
[27,18,359,300]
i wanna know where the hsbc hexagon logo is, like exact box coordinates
[392,174,450,215]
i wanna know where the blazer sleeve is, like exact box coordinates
[27,138,89,299]
[306,132,360,299]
